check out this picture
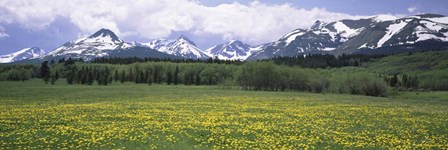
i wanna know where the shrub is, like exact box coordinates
[330,72,388,97]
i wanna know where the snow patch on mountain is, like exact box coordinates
[372,14,399,22]
[206,40,254,60]
[142,39,173,50]
[0,47,46,63]
[333,21,362,41]
[428,17,448,24]
[415,20,448,42]
[320,47,336,51]
[377,20,408,47]
[280,29,306,45]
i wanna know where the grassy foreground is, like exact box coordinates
[0,80,447,149]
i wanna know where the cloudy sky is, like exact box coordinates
[0,0,447,55]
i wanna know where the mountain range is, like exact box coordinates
[0,47,46,63]
[1,14,448,63]
[246,14,448,60]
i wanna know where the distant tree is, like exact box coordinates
[55,71,59,80]
[64,57,75,66]
[153,64,164,84]
[87,71,94,85]
[58,58,65,64]
[65,66,76,85]
[402,74,408,88]
[390,74,398,87]
[120,70,126,83]
[195,71,201,85]
[166,70,173,85]
[114,70,119,82]
[50,73,56,84]
[135,71,141,84]
[147,70,153,85]
[40,61,50,84]
[173,66,179,85]
[129,68,134,82]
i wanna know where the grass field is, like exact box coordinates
[1,80,448,149]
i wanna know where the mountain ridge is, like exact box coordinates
[0,47,46,63]
[2,13,448,63]
[247,13,448,60]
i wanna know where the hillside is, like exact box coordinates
[366,51,448,90]
[367,51,448,73]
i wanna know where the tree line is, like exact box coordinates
[91,56,243,65]
[264,53,386,68]
[2,52,440,97]
[35,60,393,97]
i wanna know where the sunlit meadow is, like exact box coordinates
[0,80,447,149]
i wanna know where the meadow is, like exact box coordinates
[0,80,447,149]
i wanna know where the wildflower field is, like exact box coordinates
[0,80,447,149]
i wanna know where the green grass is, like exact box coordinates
[365,51,448,90]
[0,79,447,149]
[367,51,448,74]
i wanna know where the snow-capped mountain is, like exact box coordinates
[337,14,448,54]
[42,28,177,61]
[4,14,448,63]
[0,47,46,63]
[144,36,211,59]
[45,28,125,60]
[142,39,173,50]
[205,40,258,60]
[248,14,448,60]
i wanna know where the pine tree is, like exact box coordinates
[40,61,50,84]
[167,70,173,85]
[120,70,126,83]
[66,65,76,85]
[390,74,398,87]
[129,68,134,82]
[55,71,59,80]
[153,67,159,84]
[135,71,141,84]
[102,67,110,86]
[145,70,150,84]
[402,74,408,88]
[140,71,145,84]
[87,71,94,85]
[114,70,119,82]
[195,72,201,85]
[174,66,179,85]
[50,73,56,84]
[147,71,153,85]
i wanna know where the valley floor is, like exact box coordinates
[0,80,447,149]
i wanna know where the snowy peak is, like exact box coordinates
[84,28,123,44]
[248,14,448,60]
[206,40,253,60]
[145,35,210,59]
[177,35,197,47]
[0,47,46,63]
[46,28,126,60]
[311,20,327,30]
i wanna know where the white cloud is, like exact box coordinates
[0,25,8,38]
[408,7,417,13]
[0,0,369,44]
